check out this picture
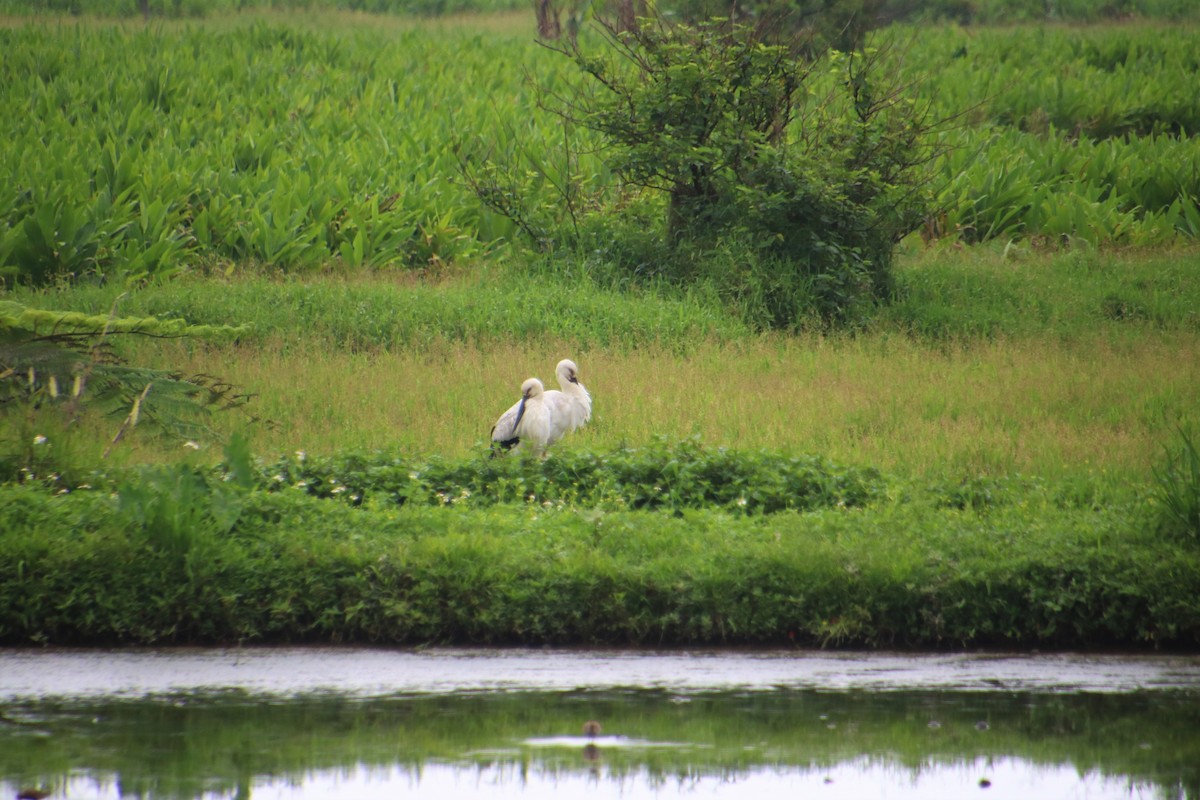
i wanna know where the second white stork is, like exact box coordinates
[543,358,592,442]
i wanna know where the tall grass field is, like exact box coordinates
[1,9,1199,649]
[2,13,1199,287]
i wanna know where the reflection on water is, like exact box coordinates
[8,760,1177,800]
[2,686,1198,799]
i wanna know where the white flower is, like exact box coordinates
[294,480,308,489]
[272,474,285,483]
[332,486,347,494]
[183,440,201,450]
[32,435,47,445]
[295,450,307,462]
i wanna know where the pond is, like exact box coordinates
[2,648,1198,799]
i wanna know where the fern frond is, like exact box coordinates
[1,302,257,450]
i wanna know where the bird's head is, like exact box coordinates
[557,359,580,385]
[521,378,545,399]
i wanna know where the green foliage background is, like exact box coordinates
[2,17,1199,295]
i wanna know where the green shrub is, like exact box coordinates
[468,14,939,327]
[252,438,886,515]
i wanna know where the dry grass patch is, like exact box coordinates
[153,331,1200,482]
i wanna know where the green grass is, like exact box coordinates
[3,244,1198,648]
[8,247,1197,483]
[21,266,746,352]
[1,458,1196,647]
[885,243,1200,338]
[3,12,1199,651]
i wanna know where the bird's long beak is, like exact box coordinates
[513,397,527,429]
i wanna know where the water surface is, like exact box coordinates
[4,646,1198,697]
[2,648,1198,800]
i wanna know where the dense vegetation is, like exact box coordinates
[1,9,1198,649]
[2,17,1199,302]
[2,449,1198,647]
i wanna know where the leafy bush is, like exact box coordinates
[1,0,1196,19]
[5,19,1199,294]
[663,0,949,52]
[468,14,940,327]
[254,438,886,515]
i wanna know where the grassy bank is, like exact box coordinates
[1,448,1196,648]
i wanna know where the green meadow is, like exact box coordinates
[14,245,1198,482]
[1,8,1199,648]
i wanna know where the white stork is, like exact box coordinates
[490,377,554,457]
[490,359,592,457]
[543,358,592,443]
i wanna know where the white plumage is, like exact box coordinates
[490,359,591,456]
[542,358,592,443]
[490,377,553,457]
